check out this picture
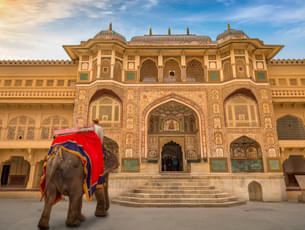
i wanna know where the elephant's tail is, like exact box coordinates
[41,147,63,200]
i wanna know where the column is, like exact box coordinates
[96,49,102,79]
[110,49,115,79]
[122,54,128,82]
[26,163,36,189]
[89,55,93,81]
[181,55,186,82]
[135,55,140,82]
[158,54,163,82]
[245,50,250,78]
[230,49,236,78]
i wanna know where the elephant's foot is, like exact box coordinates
[38,216,50,229]
[95,208,107,217]
[66,218,81,227]
[79,214,86,222]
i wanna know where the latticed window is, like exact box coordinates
[90,96,121,128]
[40,116,69,139]
[225,95,259,127]
[7,116,35,140]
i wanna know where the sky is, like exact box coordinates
[1,0,305,60]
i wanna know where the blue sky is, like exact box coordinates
[1,0,305,60]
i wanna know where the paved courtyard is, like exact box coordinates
[0,199,305,230]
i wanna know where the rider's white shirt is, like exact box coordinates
[94,124,104,143]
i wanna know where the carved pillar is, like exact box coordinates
[135,55,140,82]
[230,49,236,78]
[245,50,250,78]
[158,54,163,82]
[181,55,186,82]
[122,54,128,82]
[110,49,115,79]
[96,49,102,79]
[89,55,93,81]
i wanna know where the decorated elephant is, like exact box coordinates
[38,132,119,229]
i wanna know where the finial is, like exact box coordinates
[168,27,171,35]
[187,27,190,35]
[149,27,152,36]
[227,24,231,30]
[109,22,112,31]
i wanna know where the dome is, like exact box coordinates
[216,28,248,41]
[94,30,126,43]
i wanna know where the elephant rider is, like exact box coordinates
[93,118,104,144]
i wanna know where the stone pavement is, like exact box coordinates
[0,199,305,230]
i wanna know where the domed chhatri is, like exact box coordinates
[216,24,249,41]
[94,23,126,43]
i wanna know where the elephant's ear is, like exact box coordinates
[103,148,119,174]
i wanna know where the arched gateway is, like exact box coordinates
[146,100,201,172]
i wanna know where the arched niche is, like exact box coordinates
[163,59,181,82]
[248,181,263,201]
[230,136,264,173]
[1,156,30,187]
[140,59,158,82]
[88,89,122,128]
[224,89,259,128]
[186,59,204,82]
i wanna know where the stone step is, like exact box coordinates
[115,196,238,204]
[112,199,247,208]
[133,189,221,194]
[144,182,211,187]
[138,185,215,190]
[123,192,230,199]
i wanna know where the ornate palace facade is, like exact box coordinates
[0,24,305,201]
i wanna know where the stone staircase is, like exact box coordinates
[112,176,246,207]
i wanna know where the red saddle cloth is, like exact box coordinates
[40,131,104,203]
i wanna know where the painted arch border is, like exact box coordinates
[141,93,207,159]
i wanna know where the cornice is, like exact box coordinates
[0,60,76,65]
[270,59,305,65]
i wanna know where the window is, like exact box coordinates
[14,80,22,86]
[289,79,297,86]
[278,78,286,86]
[269,79,276,86]
[36,80,43,87]
[68,80,76,86]
[301,79,305,86]
[7,116,35,140]
[25,80,33,87]
[41,116,69,139]
[4,80,12,86]
[89,96,121,128]
[225,95,259,127]
[103,67,108,73]
[47,80,54,87]
[57,80,64,86]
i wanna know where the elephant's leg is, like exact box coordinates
[77,195,86,222]
[38,183,57,229]
[66,193,82,227]
[95,187,107,217]
[104,174,110,211]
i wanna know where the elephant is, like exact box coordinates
[38,146,118,229]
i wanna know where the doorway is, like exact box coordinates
[161,141,183,172]
[1,165,10,186]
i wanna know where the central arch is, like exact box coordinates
[145,98,202,172]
